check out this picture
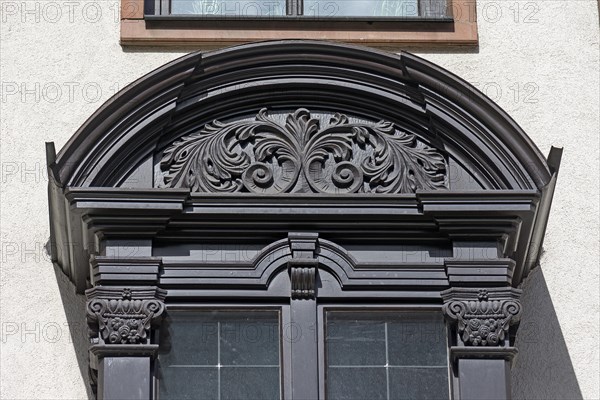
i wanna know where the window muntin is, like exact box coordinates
[158,310,282,400]
[158,306,450,400]
[325,311,450,400]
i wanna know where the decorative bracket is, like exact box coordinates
[442,287,522,347]
[287,232,319,300]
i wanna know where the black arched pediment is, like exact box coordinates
[47,41,561,294]
[48,41,556,191]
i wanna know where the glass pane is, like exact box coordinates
[160,367,218,400]
[159,313,218,366]
[389,368,450,400]
[220,316,279,365]
[221,367,281,400]
[171,0,286,16]
[159,310,281,400]
[327,368,387,400]
[327,317,386,366]
[326,311,449,400]
[304,0,419,17]
[387,313,448,366]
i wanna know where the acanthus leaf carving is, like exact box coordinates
[442,288,522,347]
[86,287,166,346]
[159,108,448,194]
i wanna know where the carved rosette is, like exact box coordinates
[442,288,522,347]
[159,108,447,194]
[86,287,166,346]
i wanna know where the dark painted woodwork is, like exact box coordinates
[98,357,151,400]
[46,41,561,400]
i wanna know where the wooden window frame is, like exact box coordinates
[156,304,451,400]
[47,42,562,400]
[120,0,478,46]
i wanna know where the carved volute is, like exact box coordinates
[158,108,448,194]
[86,287,167,346]
[442,287,522,347]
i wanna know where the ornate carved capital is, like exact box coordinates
[288,233,319,300]
[86,286,166,346]
[442,287,522,347]
[159,108,447,194]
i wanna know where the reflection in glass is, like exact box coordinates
[326,311,449,400]
[159,310,281,400]
[171,0,286,15]
[304,0,420,17]
[171,0,448,17]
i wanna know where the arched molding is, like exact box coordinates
[46,41,563,400]
[48,41,555,192]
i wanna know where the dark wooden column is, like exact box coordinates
[86,257,166,400]
[442,287,522,400]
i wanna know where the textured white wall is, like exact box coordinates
[1,1,598,399]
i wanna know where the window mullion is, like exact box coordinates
[289,299,319,399]
[385,322,390,400]
[288,0,300,16]
[287,232,320,399]
[160,0,169,15]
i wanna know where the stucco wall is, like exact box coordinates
[1,1,598,399]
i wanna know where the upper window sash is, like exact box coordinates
[144,0,452,20]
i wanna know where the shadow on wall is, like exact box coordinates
[512,265,583,400]
[51,256,94,399]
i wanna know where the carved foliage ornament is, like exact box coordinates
[443,289,522,346]
[87,288,165,345]
[160,108,448,194]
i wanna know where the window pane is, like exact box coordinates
[304,0,419,17]
[326,318,386,366]
[171,0,286,16]
[326,311,449,400]
[160,367,218,400]
[220,316,279,365]
[159,310,281,400]
[327,368,387,400]
[387,313,448,366]
[389,368,450,400]
[221,367,280,400]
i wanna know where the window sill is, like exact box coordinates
[120,0,478,47]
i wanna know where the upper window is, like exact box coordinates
[165,0,445,18]
[120,0,477,46]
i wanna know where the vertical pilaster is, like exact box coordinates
[442,287,521,400]
[288,232,319,400]
[86,256,165,400]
